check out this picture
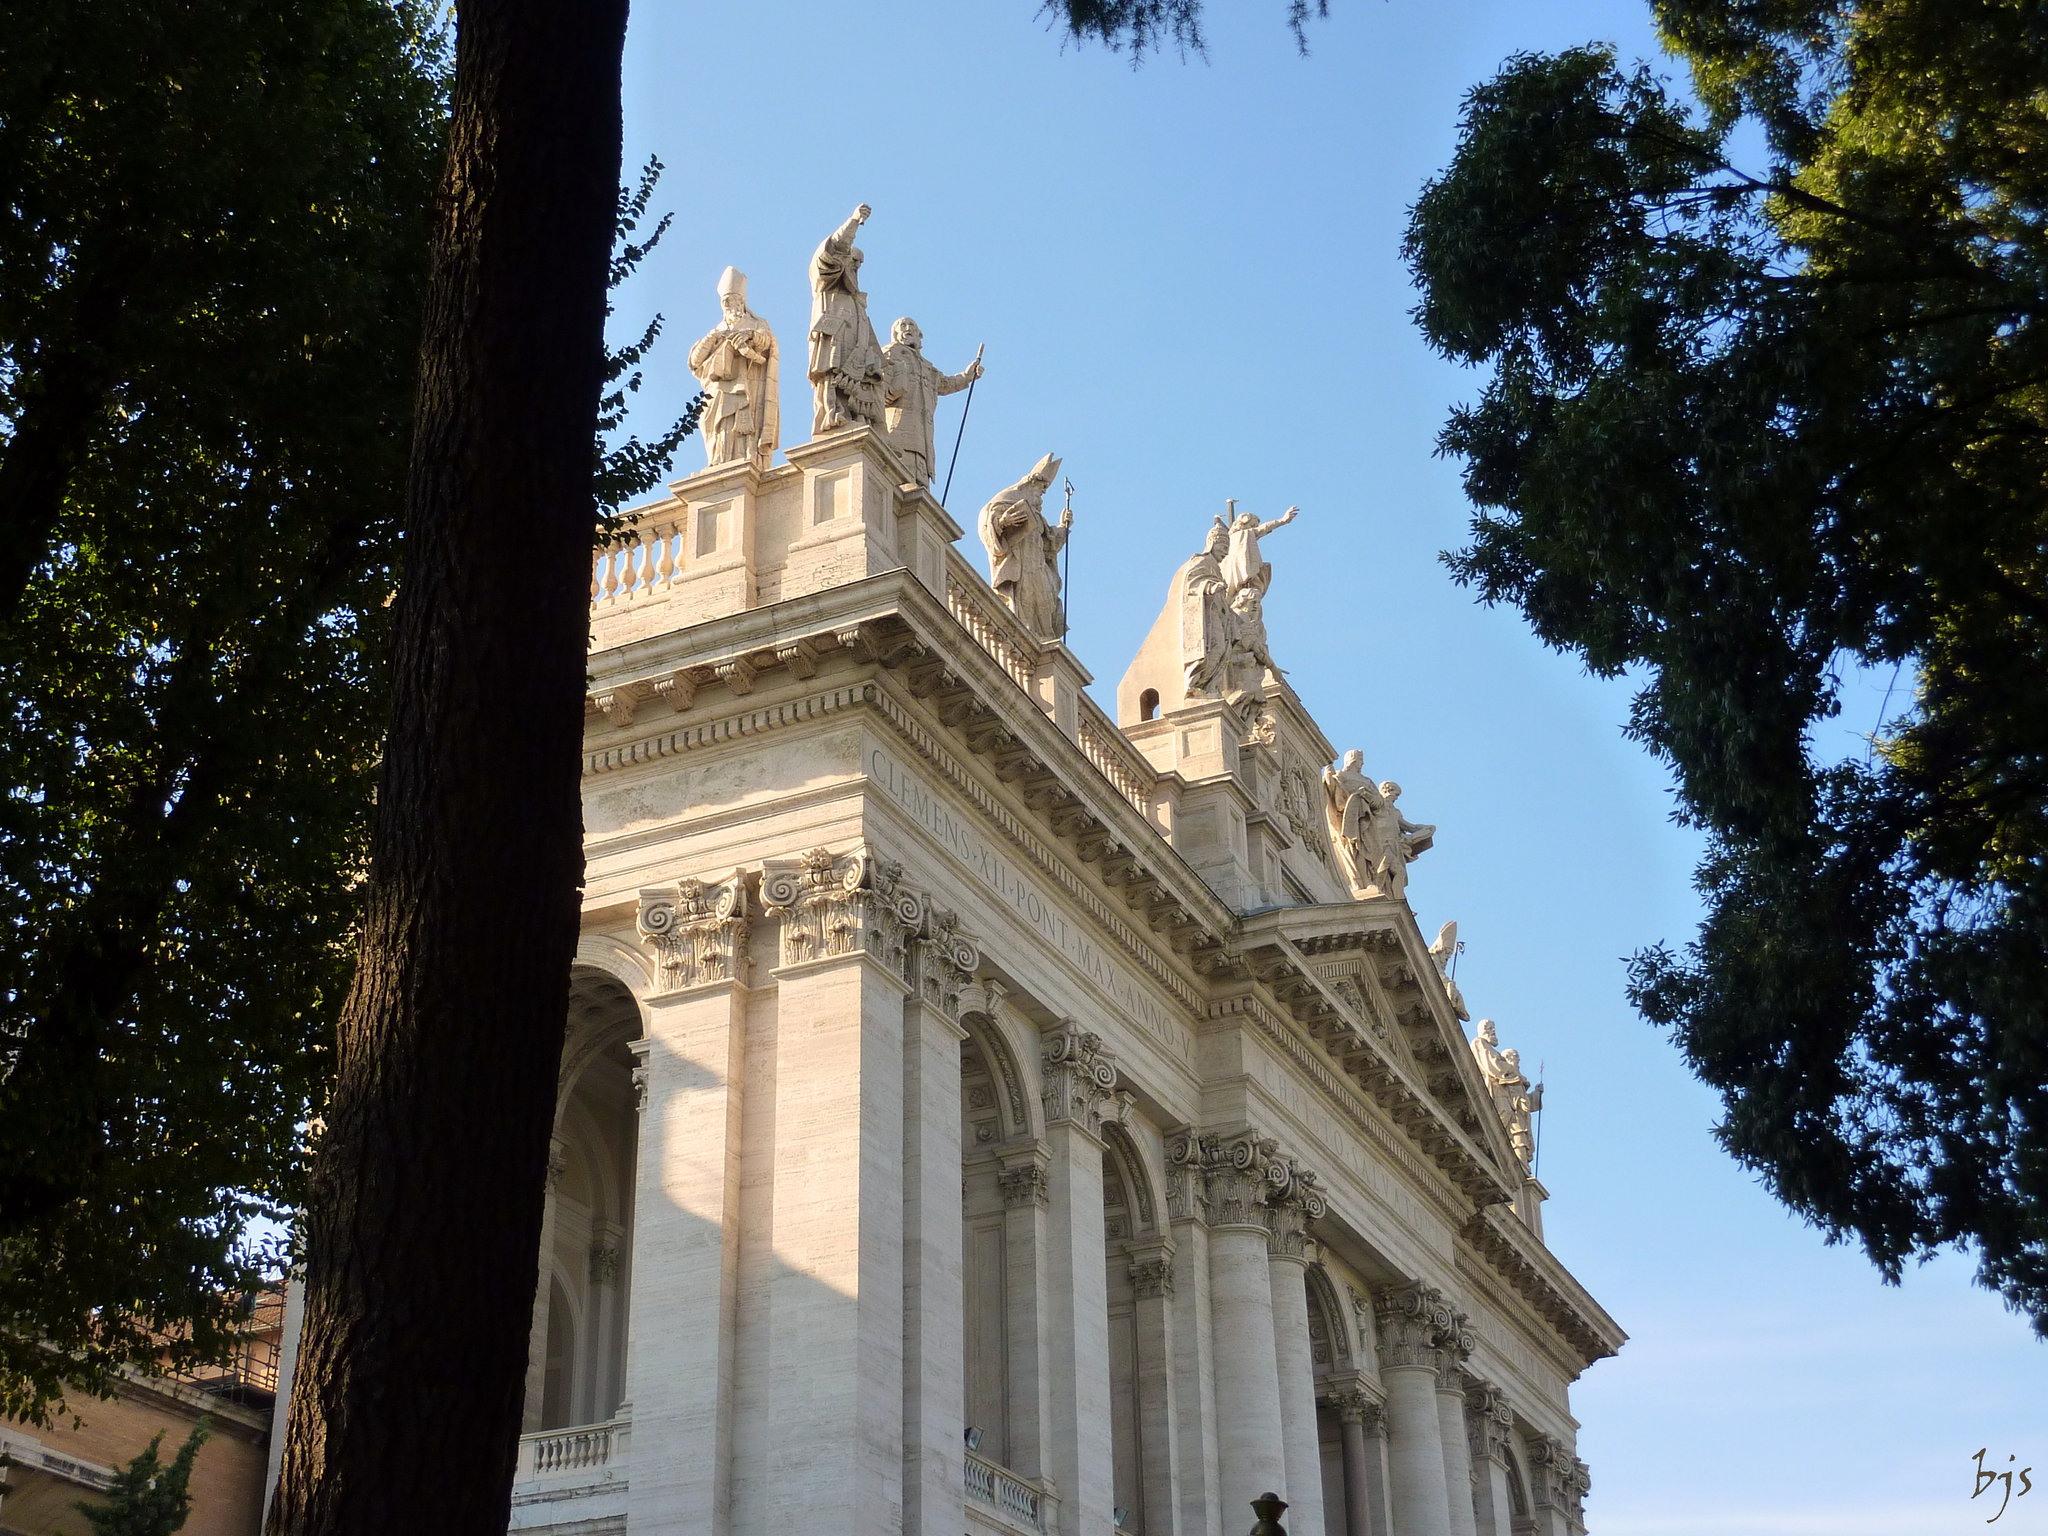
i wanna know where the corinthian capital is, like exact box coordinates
[1371,1281,1454,1370]
[906,904,980,1022]
[1260,1159,1327,1261]
[1328,1386,1385,1435]
[761,845,925,977]
[1464,1378,1513,1465]
[638,871,750,993]
[1041,1020,1122,1135]
[1202,1129,1283,1229]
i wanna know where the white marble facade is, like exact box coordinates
[495,223,1621,1536]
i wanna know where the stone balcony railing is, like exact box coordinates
[964,1448,1054,1536]
[943,547,1155,815]
[515,1414,631,1481]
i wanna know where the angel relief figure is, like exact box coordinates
[1321,750,1435,900]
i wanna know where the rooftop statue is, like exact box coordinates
[1500,1046,1543,1166]
[1321,750,1435,899]
[979,454,1069,640]
[1471,1019,1543,1168]
[687,266,780,472]
[808,204,886,436]
[1180,502,1298,700]
[882,320,982,486]
[1180,517,1231,696]
[1429,920,1469,1020]
[1220,502,1298,598]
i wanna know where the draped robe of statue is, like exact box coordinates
[881,321,979,486]
[808,208,885,435]
[1220,505,1297,598]
[1178,518,1230,696]
[1322,752,1435,899]
[687,269,780,471]
[978,453,1068,640]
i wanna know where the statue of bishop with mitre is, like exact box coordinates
[979,453,1070,640]
[688,266,780,472]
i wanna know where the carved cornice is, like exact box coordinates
[761,845,924,978]
[637,872,750,994]
[1458,1203,1626,1372]
[1041,1021,1128,1137]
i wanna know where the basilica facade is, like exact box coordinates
[364,212,1622,1536]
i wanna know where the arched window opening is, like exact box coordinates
[524,968,642,1436]
[1138,688,1160,721]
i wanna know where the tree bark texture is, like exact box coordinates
[266,0,628,1529]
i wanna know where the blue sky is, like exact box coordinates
[612,2,2047,1531]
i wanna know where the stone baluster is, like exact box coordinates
[902,909,978,1536]
[1165,1132,1225,1536]
[622,872,753,1536]
[1329,1387,1390,1536]
[1372,1284,1455,1536]
[1038,1020,1124,1536]
[1264,1163,1328,1536]
[1204,1131,1290,1521]
[1463,1380,1516,1536]
[1433,1318,1479,1536]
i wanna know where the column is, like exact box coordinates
[1165,1134,1223,1536]
[1371,1285,1453,1536]
[1433,1316,1478,1536]
[622,875,752,1536]
[997,1144,1053,1482]
[902,917,976,1536]
[1127,1239,1182,1536]
[1265,1170,1326,1536]
[521,1135,569,1430]
[1463,1381,1515,1536]
[755,850,915,1536]
[1203,1132,1287,1518]
[1039,1021,1121,1536]
[1331,1388,1389,1536]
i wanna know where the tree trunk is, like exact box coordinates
[265,0,627,1527]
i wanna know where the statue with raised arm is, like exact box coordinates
[882,319,982,485]
[688,266,781,471]
[978,453,1069,639]
[1221,502,1299,599]
[1430,920,1469,1020]
[1321,750,1435,899]
[808,204,885,435]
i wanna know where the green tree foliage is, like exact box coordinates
[1042,0,1327,57]
[0,0,697,1419]
[0,0,451,1421]
[1403,5,2048,1322]
[73,1422,208,1536]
